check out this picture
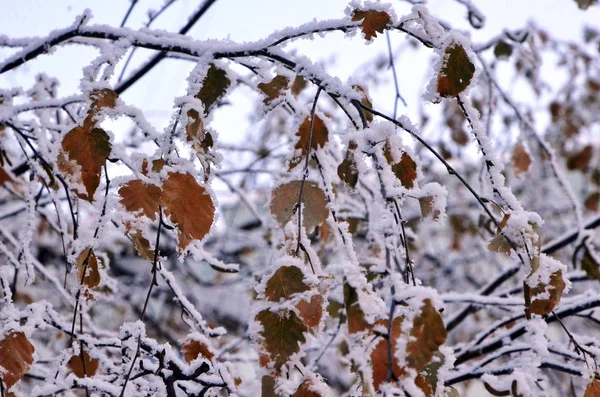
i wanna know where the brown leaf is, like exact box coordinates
[60,126,111,201]
[344,282,369,334]
[256,309,307,372]
[351,9,392,41]
[262,375,277,397]
[384,142,418,189]
[529,270,566,316]
[437,43,475,97]
[289,115,329,169]
[68,350,99,378]
[258,75,290,104]
[415,374,433,397]
[77,248,101,289]
[0,331,35,389]
[406,299,447,372]
[586,192,600,212]
[162,172,215,252]
[512,143,532,176]
[118,180,162,221]
[584,378,600,397]
[337,150,359,188]
[296,295,324,328]
[292,377,331,396]
[566,145,593,171]
[185,109,213,156]
[195,64,231,114]
[84,89,118,129]
[126,225,154,261]
[291,76,307,96]
[353,85,373,122]
[264,265,310,302]
[371,317,405,391]
[181,338,215,362]
[488,214,512,255]
[270,181,329,232]
[419,196,441,221]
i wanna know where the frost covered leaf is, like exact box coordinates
[264,265,310,302]
[419,196,440,220]
[162,172,215,252]
[384,142,417,189]
[351,9,391,41]
[0,331,35,389]
[270,181,329,232]
[584,378,600,396]
[416,352,445,396]
[186,109,213,157]
[437,43,475,97]
[126,226,154,260]
[529,270,566,316]
[371,317,405,391]
[289,115,329,169]
[406,299,447,372]
[258,75,290,104]
[256,309,307,371]
[181,337,215,362]
[488,214,512,255]
[118,180,162,221]
[68,351,99,377]
[343,282,369,334]
[292,376,331,396]
[60,126,111,202]
[512,142,531,176]
[353,85,373,122]
[291,76,307,96]
[84,88,118,129]
[566,145,593,171]
[195,64,230,114]
[262,375,277,397]
[338,150,359,189]
[77,248,101,289]
[296,295,324,328]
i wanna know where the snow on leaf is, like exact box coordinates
[296,295,324,328]
[384,142,417,189]
[77,248,101,289]
[118,180,162,221]
[529,270,566,316]
[125,225,154,261]
[0,331,35,389]
[264,265,310,302]
[585,378,600,397]
[162,172,215,252]
[185,109,213,159]
[84,88,118,129]
[512,142,532,176]
[371,317,405,391]
[351,9,392,41]
[419,196,440,221]
[289,115,328,169]
[195,64,230,114]
[256,309,307,372]
[406,299,447,372]
[270,181,329,232]
[68,351,99,378]
[292,376,331,396]
[60,126,111,202]
[338,142,359,188]
[488,214,512,255]
[181,336,215,362]
[437,43,475,98]
[344,282,369,334]
[258,75,290,105]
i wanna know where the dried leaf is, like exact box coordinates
[195,64,230,114]
[582,248,600,281]
[0,331,35,389]
[566,145,593,171]
[419,196,441,221]
[162,172,215,252]
[77,248,101,289]
[68,350,99,378]
[264,265,310,302]
[258,75,290,104]
[291,76,307,96]
[292,377,331,396]
[126,225,154,260]
[296,295,324,328]
[406,299,447,372]
[371,317,405,391]
[256,309,307,371]
[60,126,111,201]
[529,270,566,316]
[353,85,373,122]
[181,338,215,362]
[337,148,359,188]
[351,9,391,41]
[586,192,600,212]
[344,282,369,334]
[0,167,13,185]
[384,142,417,189]
[289,115,329,169]
[118,180,162,221]
[488,214,512,255]
[437,43,475,97]
[262,375,277,397]
[270,181,329,232]
[84,89,118,129]
[493,41,513,59]
[584,378,600,396]
[512,143,532,176]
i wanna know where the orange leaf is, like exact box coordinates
[162,172,215,252]
[68,350,99,378]
[585,378,600,397]
[84,88,118,129]
[292,377,332,396]
[76,248,101,289]
[406,299,447,372]
[0,331,35,389]
[181,337,215,363]
[351,9,391,41]
[258,75,290,104]
[289,115,329,169]
[126,225,154,261]
[512,142,532,176]
[118,180,162,221]
[0,167,13,185]
[270,181,329,232]
[384,142,417,189]
[529,270,566,316]
[371,317,405,391]
[60,126,111,202]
